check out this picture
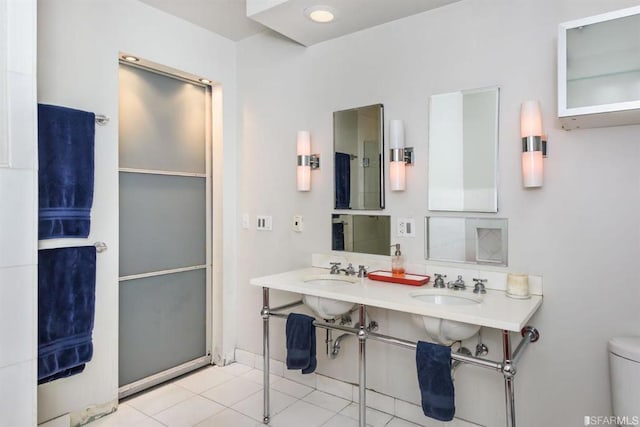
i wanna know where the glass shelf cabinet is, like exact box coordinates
[558,6,640,130]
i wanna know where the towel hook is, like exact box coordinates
[95,115,109,126]
[94,242,108,253]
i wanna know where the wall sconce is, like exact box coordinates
[389,119,414,191]
[297,131,320,191]
[520,101,547,188]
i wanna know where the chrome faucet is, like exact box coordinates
[329,262,341,274]
[433,274,447,288]
[357,265,368,278]
[340,263,356,276]
[473,278,487,294]
[447,275,466,290]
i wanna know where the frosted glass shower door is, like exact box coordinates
[118,63,211,395]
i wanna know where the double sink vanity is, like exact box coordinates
[251,260,542,427]
[254,266,541,342]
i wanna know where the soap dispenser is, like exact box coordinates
[390,243,405,276]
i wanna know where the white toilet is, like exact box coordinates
[609,337,640,420]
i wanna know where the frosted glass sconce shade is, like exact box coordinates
[520,101,546,188]
[389,119,413,191]
[522,151,543,187]
[297,131,319,191]
[389,160,406,191]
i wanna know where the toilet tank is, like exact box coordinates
[609,337,640,421]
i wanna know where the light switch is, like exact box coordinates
[257,215,272,231]
[397,217,416,237]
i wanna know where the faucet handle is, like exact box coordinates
[473,278,487,294]
[329,262,341,274]
[357,265,368,278]
[433,273,446,288]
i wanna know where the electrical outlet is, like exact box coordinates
[397,217,416,237]
[292,215,303,232]
[241,213,250,229]
[256,215,272,231]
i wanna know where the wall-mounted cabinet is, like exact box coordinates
[558,6,640,130]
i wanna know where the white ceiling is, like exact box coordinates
[138,0,462,46]
[138,0,267,41]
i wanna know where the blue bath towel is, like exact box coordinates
[38,246,96,384]
[38,104,95,239]
[286,313,316,374]
[416,341,455,421]
[334,152,351,209]
[332,222,345,251]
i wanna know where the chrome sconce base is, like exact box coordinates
[389,147,414,165]
[297,154,320,169]
[522,136,547,157]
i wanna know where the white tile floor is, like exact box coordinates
[89,362,430,427]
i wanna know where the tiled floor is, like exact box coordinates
[89,362,427,427]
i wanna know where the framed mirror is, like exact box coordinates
[332,214,390,255]
[425,216,508,266]
[334,104,384,210]
[428,87,499,212]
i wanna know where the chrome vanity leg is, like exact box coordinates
[502,330,516,427]
[357,304,367,427]
[262,287,270,424]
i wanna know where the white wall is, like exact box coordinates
[0,0,38,425]
[236,1,640,426]
[37,0,238,423]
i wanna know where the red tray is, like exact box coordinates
[367,270,431,286]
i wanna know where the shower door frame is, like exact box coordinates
[117,61,213,399]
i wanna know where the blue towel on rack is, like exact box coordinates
[38,246,97,384]
[38,104,95,240]
[285,313,316,374]
[416,341,455,421]
[332,222,345,251]
[334,152,351,209]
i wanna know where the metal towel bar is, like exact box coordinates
[95,115,109,126]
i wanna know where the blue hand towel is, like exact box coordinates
[332,222,345,251]
[38,246,97,384]
[334,152,351,209]
[416,341,455,421]
[38,104,95,240]
[286,313,316,374]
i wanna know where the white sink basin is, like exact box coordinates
[304,275,358,287]
[302,274,357,320]
[412,292,481,306]
[410,289,483,345]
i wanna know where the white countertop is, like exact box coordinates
[250,267,543,332]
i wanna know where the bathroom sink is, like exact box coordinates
[410,290,482,345]
[411,290,482,306]
[302,274,357,320]
[304,274,358,287]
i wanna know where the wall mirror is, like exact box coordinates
[334,104,384,210]
[428,87,499,212]
[332,214,390,256]
[425,216,508,266]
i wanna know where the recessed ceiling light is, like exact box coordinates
[199,78,212,84]
[305,5,335,23]
[122,55,139,62]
